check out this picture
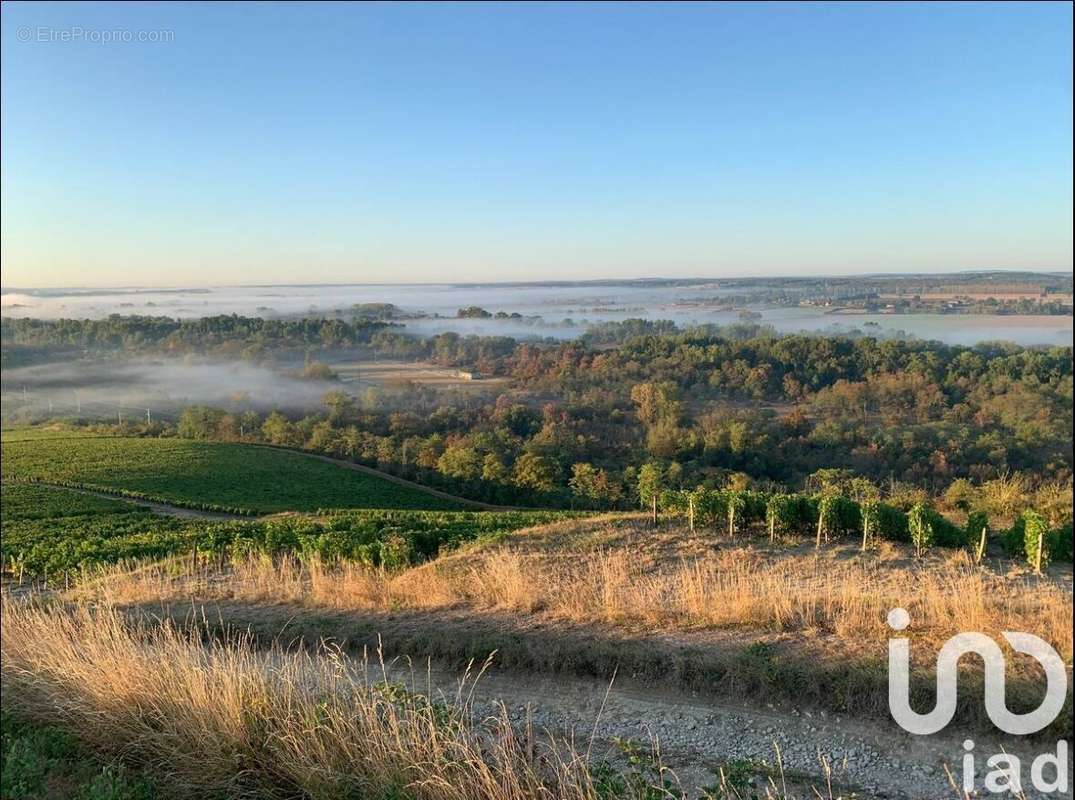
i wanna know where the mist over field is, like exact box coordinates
[0,358,340,421]
[2,280,1072,346]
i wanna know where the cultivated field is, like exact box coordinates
[0,435,468,513]
[0,483,575,579]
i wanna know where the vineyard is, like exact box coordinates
[655,485,1073,567]
[0,484,577,578]
[0,435,468,514]
[0,483,146,520]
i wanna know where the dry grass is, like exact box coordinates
[77,537,1073,661]
[0,597,600,800]
[0,596,850,800]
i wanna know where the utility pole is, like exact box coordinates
[146,408,152,425]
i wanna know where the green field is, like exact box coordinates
[0,484,576,577]
[0,435,465,514]
[0,483,145,520]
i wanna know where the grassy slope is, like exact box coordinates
[122,514,1070,736]
[1,435,464,513]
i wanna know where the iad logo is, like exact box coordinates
[887,608,1070,794]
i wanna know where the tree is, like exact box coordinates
[238,410,261,439]
[908,503,935,559]
[569,463,601,507]
[261,411,299,447]
[630,382,682,427]
[177,405,225,440]
[323,390,357,425]
[512,453,558,492]
[436,445,483,481]
[481,453,509,484]
[637,463,663,509]
[1022,509,1050,574]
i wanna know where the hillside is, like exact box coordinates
[0,434,470,514]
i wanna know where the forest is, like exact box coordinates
[5,314,1071,520]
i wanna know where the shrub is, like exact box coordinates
[874,502,909,542]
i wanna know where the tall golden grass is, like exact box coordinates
[0,597,603,799]
[0,597,851,800]
[76,544,1072,659]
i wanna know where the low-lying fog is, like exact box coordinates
[0,359,343,422]
[3,283,1072,347]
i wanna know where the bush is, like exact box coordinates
[875,502,909,542]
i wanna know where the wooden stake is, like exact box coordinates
[651,495,657,526]
[976,526,987,564]
[688,497,695,532]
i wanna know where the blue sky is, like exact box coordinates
[1,1,1071,287]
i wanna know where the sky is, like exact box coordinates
[1,1,1072,288]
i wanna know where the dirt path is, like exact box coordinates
[24,483,246,520]
[384,659,1069,800]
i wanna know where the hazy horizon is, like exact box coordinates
[4,267,1074,294]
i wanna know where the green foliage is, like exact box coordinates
[1,711,155,800]
[1,436,465,514]
[765,493,794,538]
[860,499,881,548]
[1023,509,1051,573]
[637,462,663,507]
[0,484,143,521]
[593,738,679,800]
[874,502,910,542]
[908,503,937,557]
[966,510,990,555]
[0,485,578,577]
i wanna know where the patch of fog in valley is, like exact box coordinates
[0,358,343,422]
[2,282,1072,346]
